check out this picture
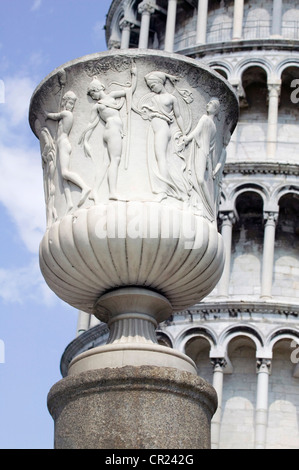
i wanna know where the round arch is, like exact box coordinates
[228,183,269,210]
[276,60,299,80]
[233,59,273,83]
[108,6,125,43]
[156,330,174,348]
[207,60,232,80]
[219,324,264,357]
[175,326,217,354]
[273,184,299,204]
[266,327,299,351]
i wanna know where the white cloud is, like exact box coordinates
[0,75,54,306]
[0,258,56,306]
[0,143,45,253]
[2,76,35,128]
[0,75,46,254]
[31,0,42,12]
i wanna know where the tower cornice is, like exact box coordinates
[223,161,299,177]
[178,39,299,59]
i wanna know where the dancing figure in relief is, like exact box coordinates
[183,98,220,220]
[46,91,91,212]
[36,120,57,227]
[137,71,192,202]
[79,63,137,201]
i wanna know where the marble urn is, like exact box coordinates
[29,49,238,373]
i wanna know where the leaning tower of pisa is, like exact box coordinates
[61,0,299,449]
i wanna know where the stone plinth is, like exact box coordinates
[48,366,217,449]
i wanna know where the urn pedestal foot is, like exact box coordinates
[68,287,197,375]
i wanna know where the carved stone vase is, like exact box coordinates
[30,50,238,449]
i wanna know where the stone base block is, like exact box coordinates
[47,365,217,449]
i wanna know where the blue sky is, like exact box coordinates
[0,0,112,449]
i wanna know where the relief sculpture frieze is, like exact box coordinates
[45,91,92,212]
[132,71,193,203]
[30,52,237,228]
[79,62,137,201]
[182,98,220,220]
[35,120,57,228]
